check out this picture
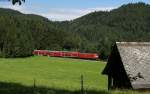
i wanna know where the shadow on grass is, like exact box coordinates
[0,82,109,94]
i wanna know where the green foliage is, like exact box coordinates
[1,2,150,59]
[58,2,150,59]
[0,8,82,57]
[12,0,25,5]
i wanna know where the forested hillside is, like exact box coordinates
[0,8,81,57]
[0,2,150,59]
[59,2,150,59]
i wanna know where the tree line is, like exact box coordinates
[0,8,81,57]
[0,2,150,59]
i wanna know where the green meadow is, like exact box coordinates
[0,56,106,92]
[0,56,149,94]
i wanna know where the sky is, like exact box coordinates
[0,0,150,21]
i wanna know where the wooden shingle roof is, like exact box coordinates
[117,42,150,89]
[104,42,150,89]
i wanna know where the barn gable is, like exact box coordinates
[103,42,150,89]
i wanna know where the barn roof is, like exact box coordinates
[104,42,150,89]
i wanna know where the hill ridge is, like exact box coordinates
[0,2,150,59]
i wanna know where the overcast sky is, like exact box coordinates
[0,0,150,21]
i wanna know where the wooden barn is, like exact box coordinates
[102,42,150,90]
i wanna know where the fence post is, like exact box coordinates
[81,74,84,94]
[33,78,36,94]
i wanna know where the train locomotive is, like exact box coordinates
[33,50,99,60]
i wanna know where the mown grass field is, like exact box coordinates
[0,56,150,94]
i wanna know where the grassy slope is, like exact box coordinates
[0,56,107,91]
[0,56,150,94]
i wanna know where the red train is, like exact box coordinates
[33,50,99,60]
